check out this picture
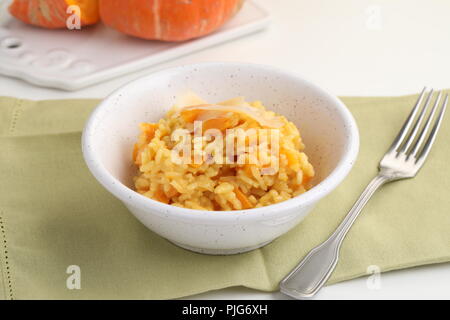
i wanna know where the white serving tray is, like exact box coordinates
[0,1,269,91]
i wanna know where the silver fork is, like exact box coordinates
[280,88,448,299]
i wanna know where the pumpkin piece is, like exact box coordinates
[99,0,245,42]
[9,0,99,29]
[133,123,157,165]
[302,175,312,187]
[154,188,170,204]
[140,123,157,143]
[165,185,180,198]
[234,186,253,209]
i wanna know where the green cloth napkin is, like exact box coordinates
[0,92,449,300]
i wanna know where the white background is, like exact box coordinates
[1,0,449,299]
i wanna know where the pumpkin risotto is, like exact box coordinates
[132,93,315,211]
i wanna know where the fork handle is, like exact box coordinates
[280,174,389,299]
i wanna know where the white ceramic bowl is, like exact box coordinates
[82,62,359,255]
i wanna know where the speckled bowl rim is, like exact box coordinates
[82,62,359,223]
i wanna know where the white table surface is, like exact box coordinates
[1,0,449,300]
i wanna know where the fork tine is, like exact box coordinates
[410,91,442,157]
[400,89,435,154]
[416,94,448,166]
[388,87,427,153]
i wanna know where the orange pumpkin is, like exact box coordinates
[8,0,100,29]
[99,0,245,42]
